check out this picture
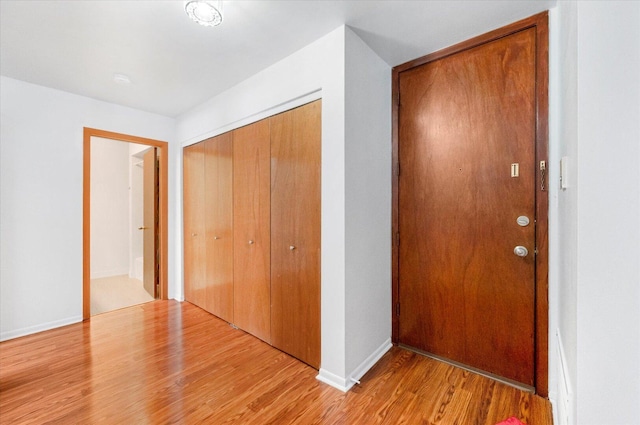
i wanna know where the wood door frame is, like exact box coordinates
[83,127,169,320]
[391,12,549,396]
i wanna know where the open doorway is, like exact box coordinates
[89,138,156,315]
[83,128,168,320]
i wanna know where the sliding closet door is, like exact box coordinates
[270,100,321,368]
[204,133,234,323]
[183,143,206,309]
[233,120,271,343]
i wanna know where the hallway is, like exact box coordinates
[0,300,552,424]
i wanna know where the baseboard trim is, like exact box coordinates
[90,268,130,280]
[0,315,83,342]
[316,338,393,392]
[348,338,393,385]
[317,368,350,392]
[555,329,573,425]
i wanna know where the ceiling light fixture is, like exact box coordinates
[185,1,223,27]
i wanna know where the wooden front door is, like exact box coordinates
[270,100,321,369]
[142,147,158,298]
[397,24,543,387]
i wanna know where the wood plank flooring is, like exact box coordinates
[0,301,552,424]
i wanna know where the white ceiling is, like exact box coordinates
[0,0,555,118]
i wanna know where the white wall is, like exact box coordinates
[550,3,640,423]
[90,137,130,279]
[176,25,392,391]
[344,28,392,381]
[0,76,175,341]
[548,2,578,424]
[575,2,640,423]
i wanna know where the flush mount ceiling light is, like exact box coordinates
[185,1,223,27]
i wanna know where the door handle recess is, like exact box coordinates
[514,246,529,257]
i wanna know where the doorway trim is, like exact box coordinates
[391,12,549,396]
[83,128,169,319]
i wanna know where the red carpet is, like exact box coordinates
[496,418,526,425]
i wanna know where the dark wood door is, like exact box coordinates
[183,143,206,309]
[142,147,158,298]
[270,100,321,369]
[398,28,536,385]
[204,133,234,323]
[233,119,271,343]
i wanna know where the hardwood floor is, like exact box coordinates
[0,301,552,424]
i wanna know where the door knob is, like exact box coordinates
[248,240,254,245]
[138,226,148,230]
[514,246,529,257]
[214,236,220,240]
[289,245,296,251]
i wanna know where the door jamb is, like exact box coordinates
[83,128,169,319]
[390,12,549,396]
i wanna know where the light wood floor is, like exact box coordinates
[0,301,552,424]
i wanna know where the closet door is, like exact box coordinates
[204,133,234,323]
[270,100,321,368]
[183,143,206,309]
[233,120,271,343]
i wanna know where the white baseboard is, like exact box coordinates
[0,315,83,342]
[317,368,350,392]
[348,338,393,384]
[316,338,393,392]
[90,268,130,280]
[555,329,574,425]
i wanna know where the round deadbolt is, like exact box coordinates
[514,246,529,257]
[516,216,530,227]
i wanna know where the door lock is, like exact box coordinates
[514,246,529,257]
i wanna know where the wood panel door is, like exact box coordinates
[233,120,271,343]
[142,147,158,298]
[398,28,538,386]
[270,100,321,369]
[204,133,234,323]
[183,143,206,309]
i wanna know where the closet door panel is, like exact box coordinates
[270,100,321,368]
[183,143,206,309]
[233,120,271,343]
[204,133,234,322]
